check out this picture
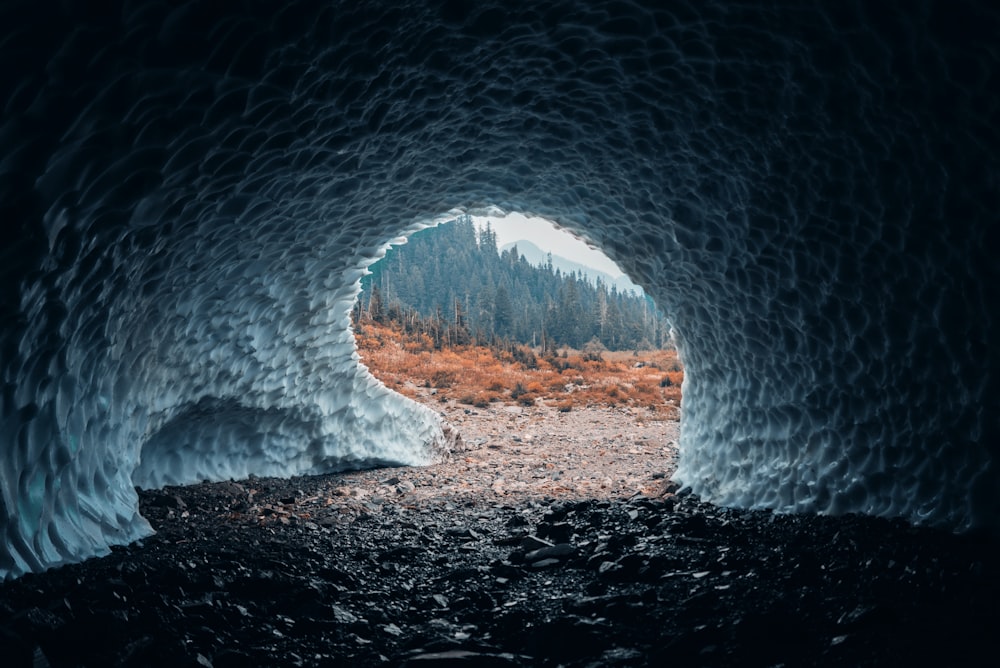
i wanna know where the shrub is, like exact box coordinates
[512,346,538,369]
[547,378,568,392]
[431,370,455,388]
[354,319,684,414]
[517,392,537,406]
[662,386,682,403]
[582,336,607,362]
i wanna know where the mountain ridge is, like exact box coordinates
[500,240,643,296]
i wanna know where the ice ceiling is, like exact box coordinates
[1,1,997,579]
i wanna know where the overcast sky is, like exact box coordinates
[471,212,624,277]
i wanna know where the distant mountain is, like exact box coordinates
[500,240,643,296]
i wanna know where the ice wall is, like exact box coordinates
[1,1,997,579]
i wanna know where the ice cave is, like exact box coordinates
[1,1,997,580]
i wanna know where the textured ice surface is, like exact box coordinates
[1,1,998,578]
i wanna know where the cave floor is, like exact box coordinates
[2,405,998,667]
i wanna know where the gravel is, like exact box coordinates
[1,405,997,667]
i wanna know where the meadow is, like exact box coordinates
[354,319,683,419]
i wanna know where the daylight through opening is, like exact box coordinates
[353,212,684,502]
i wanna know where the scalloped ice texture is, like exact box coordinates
[0,1,997,579]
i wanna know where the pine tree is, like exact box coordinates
[367,284,384,322]
[356,216,671,351]
[493,285,514,338]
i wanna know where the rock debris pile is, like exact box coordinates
[1,406,997,666]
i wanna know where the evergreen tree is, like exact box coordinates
[357,216,671,350]
[367,284,384,322]
[493,285,514,338]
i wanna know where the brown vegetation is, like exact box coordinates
[354,318,683,419]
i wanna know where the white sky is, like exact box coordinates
[471,212,624,277]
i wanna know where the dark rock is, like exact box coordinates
[445,527,481,541]
[524,543,575,564]
[614,552,647,578]
[380,545,422,562]
[0,466,990,668]
[598,561,622,576]
[541,506,570,523]
[836,604,896,629]
[505,549,525,565]
[520,535,553,551]
[537,521,574,543]
[606,533,638,552]
[586,551,613,570]
[441,566,480,582]
[147,493,187,510]
[524,616,613,661]
[401,649,526,666]
[0,625,37,668]
[329,605,359,624]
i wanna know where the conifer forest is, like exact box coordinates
[357,216,672,351]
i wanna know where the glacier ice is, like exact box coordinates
[1,0,998,579]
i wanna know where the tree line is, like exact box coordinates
[355,215,672,351]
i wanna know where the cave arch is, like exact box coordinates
[1,0,997,579]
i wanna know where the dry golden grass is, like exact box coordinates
[354,320,683,419]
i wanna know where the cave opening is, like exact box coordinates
[351,209,684,504]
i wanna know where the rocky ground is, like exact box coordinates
[2,402,998,667]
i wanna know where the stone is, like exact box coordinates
[524,616,613,661]
[402,650,525,666]
[524,544,576,563]
[537,521,573,543]
[598,561,621,576]
[520,535,553,551]
[329,606,359,624]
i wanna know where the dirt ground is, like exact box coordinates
[376,397,680,505]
